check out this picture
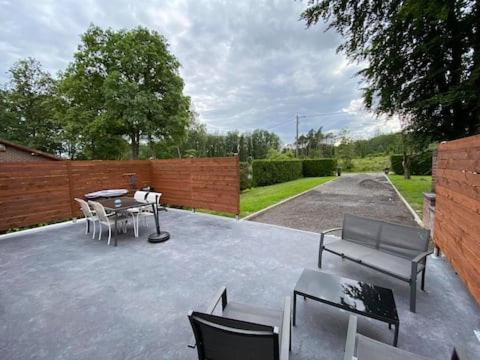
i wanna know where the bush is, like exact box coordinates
[390,151,432,175]
[252,160,303,186]
[303,159,337,177]
[390,154,404,174]
[240,162,253,190]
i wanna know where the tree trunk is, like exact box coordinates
[403,153,411,180]
[131,132,139,160]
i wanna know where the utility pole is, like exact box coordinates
[295,113,299,158]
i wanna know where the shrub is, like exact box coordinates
[390,151,432,175]
[390,154,404,174]
[240,162,253,190]
[252,160,303,186]
[303,159,337,177]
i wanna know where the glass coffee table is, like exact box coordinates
[293,269,400,346]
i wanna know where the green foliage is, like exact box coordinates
[240,162,253,190]
[303,159,337,177]
[57,25,190,159]
[252,160,303,186]
[266,148,294,160]
[0,58,62,154]
[348,155,390,173]
[301,1,480,141]
[335,131,354,170]
[390,155,404,175]
[296,127,335,158]
[353,133,403,157]
[390,151,433,175]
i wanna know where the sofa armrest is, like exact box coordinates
[280,296,291,360]
[344,315,357,360]
[188,287,228,349]
[412,250,432,264]
[320,227,343,245]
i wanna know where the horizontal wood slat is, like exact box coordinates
[0,157,240,232]
[151,157,240,215]
[434,134,480,305]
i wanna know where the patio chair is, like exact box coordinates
[127,191,162,237]
[74,198,98,239]
[344,315,465,360]
[89,201,128,245]
[188,286,291,360]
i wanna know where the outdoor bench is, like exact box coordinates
[319,214,432,312]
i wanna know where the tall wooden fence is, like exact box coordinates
[0,157,239,232]
[434,134,480,304]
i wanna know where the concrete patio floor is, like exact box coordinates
[0,210,479,360]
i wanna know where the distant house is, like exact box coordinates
[0,139,61,162]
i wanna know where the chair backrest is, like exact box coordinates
[133,191,149,204]
[145,192,162,205]
[342,214,382,249]
[188,311,279,360]
[378,221,430,259]
[342,214,430,259]
[88,201,109,223]
[75,198,94,218]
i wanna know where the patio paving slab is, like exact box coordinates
[0,210,479,359]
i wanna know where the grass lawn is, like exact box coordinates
[240,177,334,218]
[388,175,432,216]
[348,155,390,173]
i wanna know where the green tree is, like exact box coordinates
[57,25,190,159]
[302,0,480,141]
[335,131,354,170]
[0,58,62,154]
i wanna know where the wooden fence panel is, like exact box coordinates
[0,157,239,232]
[68,160,152,217]
[434,134,480,304]
[0,162,71,231]
[151,157,240,214]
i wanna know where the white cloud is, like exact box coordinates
[0,0,399,142]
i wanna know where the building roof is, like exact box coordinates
[0,138,62,160]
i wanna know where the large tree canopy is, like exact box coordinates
[58,25,190,159]
[302,0,480,141]
[0,58,61,153]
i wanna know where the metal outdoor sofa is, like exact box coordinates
[188,286,291,360]
[344,315,470,360]
[319,214,432,312]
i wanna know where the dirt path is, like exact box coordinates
[247,173,418,232]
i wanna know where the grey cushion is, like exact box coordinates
[379,222,430,259]
[342,214,381,249]
[324,239,424,280]
[356,334,429,360]
[361,251,424,280]
[324,240,377,260]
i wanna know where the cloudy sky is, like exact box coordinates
[0,0,401,143]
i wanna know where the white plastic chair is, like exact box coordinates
[89,201,128,245]
[127,191,162,237]
[74,198,98,239]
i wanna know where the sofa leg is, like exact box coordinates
[421,268,426,291]
[318,249,323,268]
[410,276,417,313]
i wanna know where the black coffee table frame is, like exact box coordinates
[293,269,399,347]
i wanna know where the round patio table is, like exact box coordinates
[84,189,129,200]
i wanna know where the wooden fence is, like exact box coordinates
[434,134,480,304]
[0,157,239,232]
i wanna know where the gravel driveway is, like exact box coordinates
[247,173,418,232]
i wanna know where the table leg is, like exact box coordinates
[114,214,118,247]
[293,292,297,326]
[393,322,399,347]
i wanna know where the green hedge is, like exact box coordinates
[240,162,253,190]
[303,159,337,177]
[252,160,303,186]
[390,151,432,175]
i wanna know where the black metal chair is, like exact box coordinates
[188,286,291,360]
